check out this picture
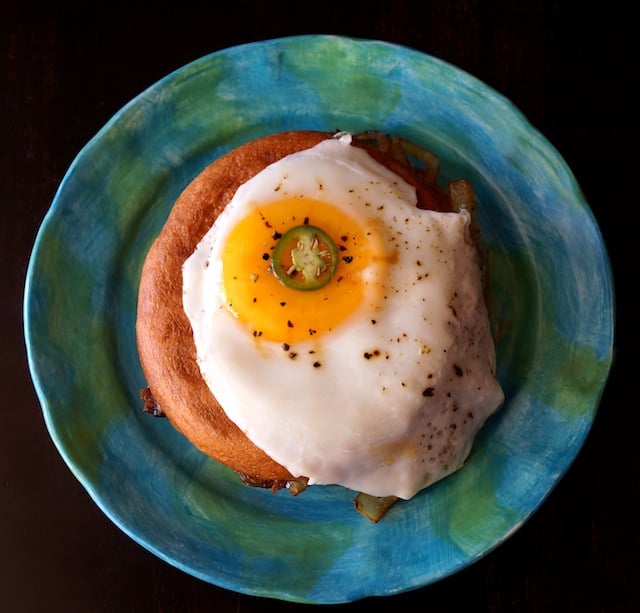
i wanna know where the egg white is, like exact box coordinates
[182,133,503,499]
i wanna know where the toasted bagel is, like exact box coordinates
[136,130,451,486]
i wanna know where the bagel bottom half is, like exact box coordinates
[136,129,454,490]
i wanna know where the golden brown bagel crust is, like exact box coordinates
[136,130,448,483]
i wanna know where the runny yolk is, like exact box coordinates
[220,197,387,344]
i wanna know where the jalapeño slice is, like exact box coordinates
[272,225,339,291]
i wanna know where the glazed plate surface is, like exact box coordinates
[24,35,614,603]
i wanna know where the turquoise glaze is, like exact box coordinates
[24,36,614,603]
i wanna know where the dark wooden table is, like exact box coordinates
[2,2,635,611]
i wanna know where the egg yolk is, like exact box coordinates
[220,197,387,344]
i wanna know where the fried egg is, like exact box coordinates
[182,132,503,499]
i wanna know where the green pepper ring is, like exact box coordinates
[271,225,339,291]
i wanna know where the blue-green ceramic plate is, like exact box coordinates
[24,36,614,603]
